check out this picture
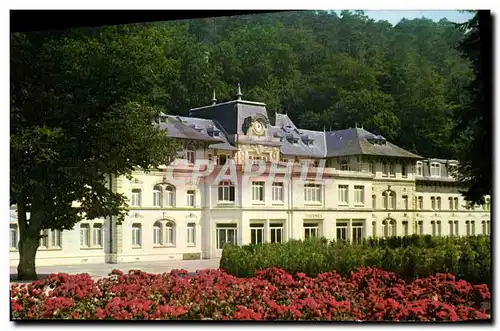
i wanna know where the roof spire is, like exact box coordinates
[212,89,217,105]
[237,83,243,101]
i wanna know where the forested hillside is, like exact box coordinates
[164,10,473,159]
[11,10,473,159]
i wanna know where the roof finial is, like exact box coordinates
[212,89,217,105]
[237,83,243,101]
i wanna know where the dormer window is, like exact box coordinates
[339,158,350,171]
[430,162,441,177]
[416,161,423,176]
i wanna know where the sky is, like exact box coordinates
[336,10,474,25]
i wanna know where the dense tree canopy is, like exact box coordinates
[12,10,485,279]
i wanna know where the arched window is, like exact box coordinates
[372,195,376,209]
[383,191,396,210]
[165,221,176,245]
[165,185,175,207]
[153,221,163,245]
[153,185,162,207]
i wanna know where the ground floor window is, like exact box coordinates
[250,223,265,245]
[481,220,490,235]
[80,222,103,248]
[10,224,18,250]
[304,222,319,240]
[216,224,237,249]
[270,223,284,243]
[352,221,363,244]
[449,220,459,236]
[187,223,196,246]
[132,223,142,247]
[418,221,424,235]
[382,219,396,238]
[336,221,348,242]
[40,229,62,249]
[402,221,409,236]
[372,221,376,237]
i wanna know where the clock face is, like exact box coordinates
[252,121,265,135]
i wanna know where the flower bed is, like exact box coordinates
[11,267,490,321]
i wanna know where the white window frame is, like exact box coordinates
[430,162,441,177]
[352,221,364,243]
[153,221,163,246]
[416,161,423,176]
[338,185,348,205]
[131,189,142,206]
[10,224,18,250]
[252,181,265,202]
[250,223,265,245]
[354,185,365,205]
[153,186,162,207]
[216,224,238,249]
[187,223,196,246]
[187,190,196,207]
[272,182,284,203]
[165,221,176,246]
[270,223,284,243]
[218,181,235,202]
[80,223,90,248]
[336,221,348,241]
[165,185,175,207]
[92,224,103,247]
[304,184,322,203]
[304,222,319,239]
[132,223,142,247]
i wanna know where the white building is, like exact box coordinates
[9,90,491,266]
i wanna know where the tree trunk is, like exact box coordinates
[17,235,39,281]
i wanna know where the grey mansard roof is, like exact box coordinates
[163,96,422,160]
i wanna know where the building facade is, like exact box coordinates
[9,91,491,266]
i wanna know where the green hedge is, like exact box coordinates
[219,235,491,286]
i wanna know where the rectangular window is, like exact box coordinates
[304,222,319,239]
[454,197,459,210]
[304,184,322,203]
[431,221,436,236]
[92,224,103,247]
[153,224,162,245]
[252,182,265,202]
[270,223,284,243]
[402,221,409,236]
[418,221,424,235]
[416,162,423,176]
[131,189,141,206]
[437,197,441,210]
[132,223,142,247]
[431,197,436,210]
[389,164,396,177]
[437,221,442,236]
[80,224,90,248]
[216,224,237,249]
[369,163,375,174]
[454,220,459,235]
[418,197,423,210]
[354,186,364,205]
[250,223,265,244]
[372,221,377,237]
[336,221,348,241]
[403,195,409,210]
[466,221,471,236]
[187,190,195,207]
[187,223,196,245]
[10,224,18,250]
[430,163,441,177]
[271,182,284,202]
[352,221,363,244]
[449,197,453,210]
[401,164,407,177]
[153,188,162,207]
[186,149,195,164]
[338,185,348,204]
[449,221,455,236]
[471,221,475,235]
[339,158,350,171]
[218,181,235,202]
[382,163,388,177]
[372,195,376,209]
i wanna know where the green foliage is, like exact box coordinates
[220,236,491,287]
